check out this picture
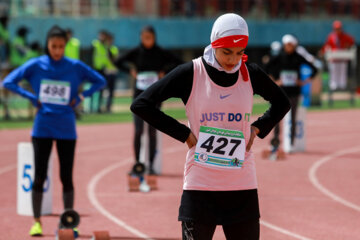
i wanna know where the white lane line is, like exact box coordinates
[0,164,16,175]
[309,146,360,212]
[260,220,313,240]
[87,158,154,240]
[87,145,185,239]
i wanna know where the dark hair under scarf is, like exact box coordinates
[140,25,157,50]
[141,25,156,38]
[44,25,67,56]
[141,25,155,34]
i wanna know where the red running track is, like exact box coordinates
[0,109,359,240]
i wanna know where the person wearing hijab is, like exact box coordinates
[266,34,317,151]
[131,14,290,239]
[3,25,105,236]
[112,25,183,175]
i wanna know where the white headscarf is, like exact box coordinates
[282,34,298,46]
[203,13,249,74]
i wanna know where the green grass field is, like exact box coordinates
[0,96,359,130]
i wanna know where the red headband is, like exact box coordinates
[211,35,249,49]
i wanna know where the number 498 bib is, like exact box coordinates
[39,79,71,105]
[194,126,245,169]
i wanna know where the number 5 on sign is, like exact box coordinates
[21,164,50,193]
[17,142,53,216]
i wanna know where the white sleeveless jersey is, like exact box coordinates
[184,57,257,191]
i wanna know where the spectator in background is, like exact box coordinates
[104,32,119,113]
[0,16,9,66]
[65,29,83,118]
[25,42,42,60]
[64,28,81,60]
[91,30,108,113]
[0,16,10,120]
[10,26,29,69]
[322,20,355,91]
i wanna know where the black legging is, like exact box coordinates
[273,95,299,146]
[182,219,260,240]
[31,137,76,218]
[134,114,157,169]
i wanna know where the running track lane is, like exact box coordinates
[86,110,360,239]
[0,109,359,239]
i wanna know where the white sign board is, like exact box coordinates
[17,142,53,216]
[283,107,306,153]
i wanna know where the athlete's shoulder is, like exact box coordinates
[166,61,193,77]
[178,61,194,71]
[245,62,272,84]
[245,62,264,73]
[62,56,84,66]
[22,55,45,69]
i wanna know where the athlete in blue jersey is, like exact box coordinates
[3,26,105,236]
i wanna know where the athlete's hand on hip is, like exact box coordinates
[69,94,84,108]
[158,71,165,79]
[186,132,197,149]
[246,126,259,152]
[275,79,282,86]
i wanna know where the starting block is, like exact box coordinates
[57,229,75,240]
[127,163,152,192]
[262,137,286,161]
[128,174,158,191]
[146,175,158,190]
[56,209,80,239]
[262,148,286,161]
[92,231,110,240]
[128,175,141,191]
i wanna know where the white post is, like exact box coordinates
[17,142,53,216]
[283,106,306,153]
[140,123,163,174]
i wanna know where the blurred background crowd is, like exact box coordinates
[0,0,359,120]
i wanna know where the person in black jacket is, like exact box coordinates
[266,34,317,150]
[113,25,183,175]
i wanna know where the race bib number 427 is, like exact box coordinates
[194,126,245,169]
[39,79,71,105]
